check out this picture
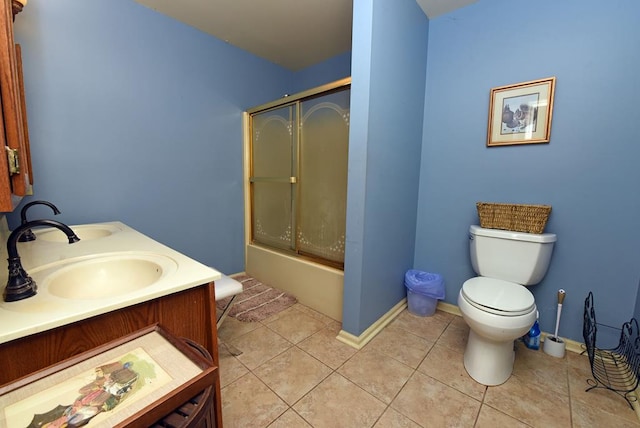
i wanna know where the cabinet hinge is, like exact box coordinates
[6,147,20,175]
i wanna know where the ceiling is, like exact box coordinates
[134,0,476,71]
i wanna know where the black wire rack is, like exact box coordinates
[583,291,640,408]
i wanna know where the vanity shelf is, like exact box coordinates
[154,339,217,428]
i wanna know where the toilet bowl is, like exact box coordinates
[458,277,537,385]
[459,225,556,386]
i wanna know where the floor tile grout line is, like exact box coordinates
[222,306,636,427]
[233,319,414,426]
[254,343,380,427]
[565,355,574,428]
[285,313,468,426]
[240,321,423,427]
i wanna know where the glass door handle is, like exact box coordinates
[249,177,297,183]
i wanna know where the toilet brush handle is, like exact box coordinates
[554,303,562,338]
[557,289,566,305]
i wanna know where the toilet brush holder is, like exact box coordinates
[544,289,567,358]
[543,335,565,358]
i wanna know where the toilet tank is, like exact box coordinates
[469,225,556,285]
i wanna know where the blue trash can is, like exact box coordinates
[405,270,445,317]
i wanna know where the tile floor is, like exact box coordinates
[217,304,640,427]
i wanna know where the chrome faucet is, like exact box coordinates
[4,219,80,302]
[18,200,62,242]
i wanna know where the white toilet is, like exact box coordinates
[458,225,557,386]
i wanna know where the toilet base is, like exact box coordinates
[463,329,515,386]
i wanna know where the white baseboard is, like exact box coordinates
[337,299,585,355]
[337,299,407,350]
[436,301,462,316]
[436,301,584,354]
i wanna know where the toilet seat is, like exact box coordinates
[461,277,535,316]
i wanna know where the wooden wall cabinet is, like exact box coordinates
[0,283,223,427]
[0,0,32,212]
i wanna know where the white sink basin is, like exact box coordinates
[43,253,178,300]
[37,224,121,242]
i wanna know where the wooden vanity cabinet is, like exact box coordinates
[0,0,32,212]
[0,282,223,427]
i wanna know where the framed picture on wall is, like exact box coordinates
[487,77,556,147]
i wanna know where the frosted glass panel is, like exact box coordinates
[251,106,295,250]
[252,107,293,178]
[298,91,349,263]
[253,181,292,250]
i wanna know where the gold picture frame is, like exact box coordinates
[487,77,556,147]
[0,324,217,427]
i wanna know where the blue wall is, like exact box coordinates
[343,0,428,335]
[8,0,349,276]
[9,0,636,345]
[415,0,640,343]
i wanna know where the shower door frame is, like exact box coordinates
[244,77,351,270]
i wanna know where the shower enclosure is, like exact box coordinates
[245,78,350,320]
[250,83,350,267]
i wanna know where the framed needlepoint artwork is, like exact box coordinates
[0,324,217,427]
[487,77,556,147]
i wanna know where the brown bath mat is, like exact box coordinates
[216,275,297,322]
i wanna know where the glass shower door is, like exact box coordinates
[251,105,297,251]
[250,86,350,267]
[297,90,349,264]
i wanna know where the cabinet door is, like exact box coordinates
[0,0,32,211]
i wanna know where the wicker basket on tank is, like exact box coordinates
[476,202,551,234]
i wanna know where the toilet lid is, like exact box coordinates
[461,277,535,316]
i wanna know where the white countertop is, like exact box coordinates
[0,221,221,345]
